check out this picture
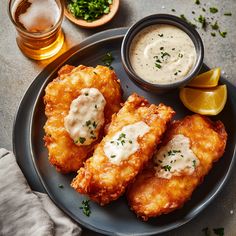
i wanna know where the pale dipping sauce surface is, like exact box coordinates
[129,24,197,84]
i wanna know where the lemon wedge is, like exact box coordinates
[188,67,221,88]
[180,85,227,115]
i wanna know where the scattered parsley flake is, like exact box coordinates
[213,228,224,236]
[110,141,114,144]
[219,30,227,38]
[85,92,89,96]
[102,52,114,67]
[210,7,218,14]
[192,11,195,14]
[158,33,164,37]
[129,140,133,144]
[198,15,207,29]
[224,12,232,16]
[95,104,98,109]
[195,0,200,5]
[86,120,91,126]
[211,32,216,37]
[79,137,86,144]
[193,160,196,168]
[171,9,176,12]
[110,155,116,158]
[174,72,178,76]
[80,200,91,217]
[92,121,97,128]
[155,63,162,69]
[178,53,183,58]
[58,184,64,188]
[202,7,206,12]
[160,46,164,50]
[172,48,175,50]
[163,165,172,172]
[211,21,219,30]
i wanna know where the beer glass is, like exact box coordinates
[8,0,64,60]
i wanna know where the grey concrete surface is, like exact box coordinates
[1,0,236,235]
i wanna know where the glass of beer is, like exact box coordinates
[8,0,64,60]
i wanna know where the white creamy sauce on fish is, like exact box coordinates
[64,88,106,146]
[104,121,150,165]
[129,24,197,84]
[154,134,199,179]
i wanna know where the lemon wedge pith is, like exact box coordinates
[187,67,221,88]
[180,85,227,115]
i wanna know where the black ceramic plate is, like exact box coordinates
[13,28,236,236]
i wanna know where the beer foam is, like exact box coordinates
[18,0,60,32]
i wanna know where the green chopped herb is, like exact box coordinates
[193,159,196,168]
[161,52,170,58]
[129,140,133,144]
[121,140,125,145]
[93,71,97,75]
[58,184,64,188]
[174,72,178,75]
[162,165,172,171]
[211,32,216,37]
[158,33,164,37]
[118,133,126,140]
[110,155,116,158]
[80,200,91,216]
[171,9,176,12]
[195,0,200,5]
[86,120,91,126]
[79,137,86,144]
[92,121,97,128]
[198,15,207,29]
[85,92,89,96]
[155,63,162,69]
[224,12,232,16]
[181,154,184,157]
[211,21,219,30]
[68,0,113,22]
[178,53,183,58]
[102,52,114,67]
[172,48,175,50]
[213,228,224,236]
[95,104,98,109]
[219,30,227,38]
[202,7,206,12]
[160,47,164,50]
[192,11,195,14]
[202,227,211,236]
[210,7,218,14]
[110,141,114,144]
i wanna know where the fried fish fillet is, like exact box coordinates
[44,65,122,173]
[71,93,175,205]
[127,114,227,220]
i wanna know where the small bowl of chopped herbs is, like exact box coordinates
[64,0,119,28]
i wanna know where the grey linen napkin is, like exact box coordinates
[0,148,82,236]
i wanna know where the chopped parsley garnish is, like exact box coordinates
[95,104,98,109]
[193,159,196,168]
[80,200,91,217]
[213,228,224,236]
[79,137,86,144]
[86,120,91,126]
[155,63,162,69]
[102,52,114,68]
[110,155,116,158]
[198,15,207,29]
[68,0,113,22]
[192,11,195,14]
[161,52,170,59]
[118,133,126,140]
[167,150,181,156]
[162,165,172,172]
[92,121,97,128]
[202,8,206,12]
[178,53,183,58]
[58,184,64,188]
[211,21,219,30]
[224,12,232,16]
[219,30,227,38]
[172,48,175,50]
[158,33,164,37]
[210,7,218,14]
[195,0,200,5]
[85,92,89,96]
[202,227,211,236]
[174,72,178,76]
[211,32,216,37]
[160,47,164,50]
[129,140,133,144]
[171,9,176,12]
[93,71,97,75]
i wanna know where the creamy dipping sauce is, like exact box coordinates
[104,121,150,165]
[154,134,199,179]
[129,24,197,84]
[64,88,106,146]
